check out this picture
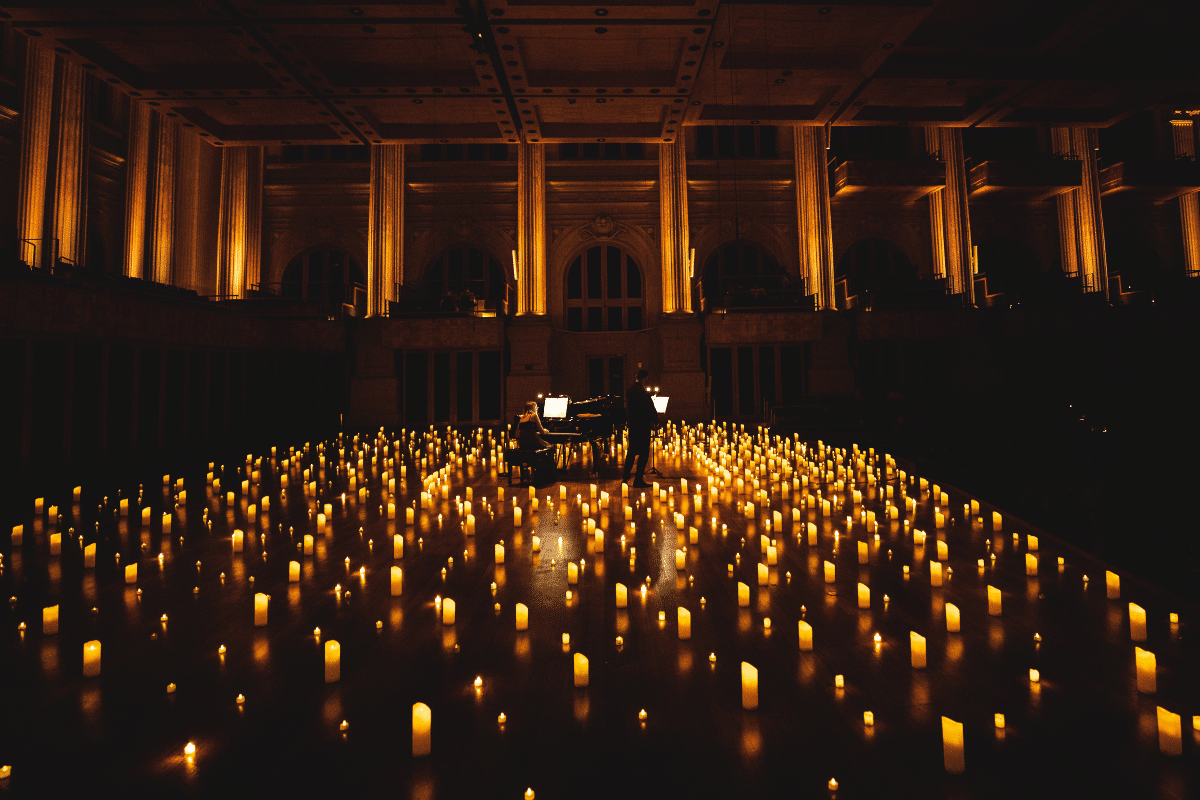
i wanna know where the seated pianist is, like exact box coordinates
[516,401,558,479]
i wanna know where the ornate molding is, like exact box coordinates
[580,214,627,241]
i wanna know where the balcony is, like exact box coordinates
[1100,159,1200,203]
[831,156,945,203]
[387,282,507,318]
[969,158,1082,202]
[699,276,815,314]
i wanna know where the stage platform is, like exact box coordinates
[1,428,1196,798]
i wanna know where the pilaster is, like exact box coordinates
[1052,127,1108,296]
[16,40,54,267]
[216,146,263,298]
[1171,120,1200,277]
[150,112,177,284]
[52,59,88,267]
[517,142,546,315]
[924,127,947,280]
[123,102,152,278]
[659,139,692,313]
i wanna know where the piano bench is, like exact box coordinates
[507,448,553,486]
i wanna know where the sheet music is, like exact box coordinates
[543,396,569,419]
[652,395,669,414]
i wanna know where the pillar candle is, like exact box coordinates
[676,549,687,571]
[970,499,979,514]
[516,602,529,630]
[391,566,403,596]
[857,582,870,609]
[1129,603,1147,642]
[1025,553,1038,576]
[141,507,151,526]
[119,498,128,515]
[758,563,769,586]
[43,605,59,635]
[83,640,101,677]
[936,540,948,561]
[930,561,943,587]
[574,653,589,687]
[992,511,1002,530]
[858,541,868,564]
[413,703,432,757]
[254,593,269,627]
[514,507,523,526]
[935,511,945,529]
[1027,534,1038,551]
[317,513,326,531]
[494,544,505,564]
[50,533,61,555]
[942,716,965,773]
[11,524,22,545]
[910,631,926,668]
[442,598,456,625]
[689,526,699,544]
[82,542,96,568]
[616,584,628,608]
[388,502,396,520]
[466,514,475,536]
[988,585,1002,616]
[568,562,578,584]
[824,561,835,584]
[232,531,244,553]
[393,534,404,559]
[738,582,750,607]
[1158,707,1182,756]
[946,603,960,632]
[1136,647,1156,694]
[595,530,603,550]
[807,522,817,546]
[406,507,414,524]
[125,564,137,584]
[1106,570,1120,599]
[286,560,299,582]
[678,607,691,640]
[798,620,813,651]
[303,534,314,555]
[767,545,778,566]
[741,662,758,710]
[532,498,539,512]
[162,513,172,534]
[324,641,341,682]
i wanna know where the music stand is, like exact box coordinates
[646,396,669,478]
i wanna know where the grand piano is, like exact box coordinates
[540,394,626,470]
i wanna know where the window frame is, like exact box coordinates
[563,244,645,332]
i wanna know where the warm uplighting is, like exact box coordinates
[184,742,196,756]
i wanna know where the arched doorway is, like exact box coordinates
[421,245,509,313]
[281,247,366,307]
[564,244,644,331]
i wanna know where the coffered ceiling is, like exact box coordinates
[3,0,1196,146]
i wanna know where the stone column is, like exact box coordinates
[516,142,546,315]
[173,126,201,292]
[794,126,835,309]
[923,128,947,280]
[1172,120,1200,277]
[367,144,404,316]
[16,40,55,268]
[1052,127,1108,296]
[659,138,692,313]
[52,59,88,267]
[149,113,177,284]
[216,146,263,298]
[936,127,974,303]
[123,101,153,278]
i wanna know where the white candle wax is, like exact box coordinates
[442,598,456,625]
[125,564,137,584]
[232,531,244,553]
[946,603,961,632]
[857,582,870,609]
[325,640,340,682]
[83,640,101,677]
[930,561,943,587]
[738,582,750,607]
[254,593,269,627]
[494,544,505,565]
[391,566,403,596]
[988,585,1002,616]
[741,662,758,710]
[1129,603,1147,642]
[616,584,628,608]
[824,561,835,584]
[1136,647,1156,694]
[573,653,589,687]
[1025,553,1038,576]
[1106,570,1120,599]
[858,541,868,564]
[942,716,965,773]
[413,703,432,757]
[798,621,813,651]
[43,605,59,635]
[1158,706,1182,756]
[516,602,529,630]
[678,607,691,640]
[910,631,926,668]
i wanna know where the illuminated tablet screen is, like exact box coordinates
[652,396,669,414]
[543,397,569,419]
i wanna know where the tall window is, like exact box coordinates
[564,245,644,332]
[281,247,365,306]
[422,246,508,309]
[694,125,778,159]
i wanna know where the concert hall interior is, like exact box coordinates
[1,0,1199,796]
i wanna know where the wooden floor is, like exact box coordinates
[2,428,1197,798]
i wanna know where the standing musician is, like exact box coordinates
[622,369,658,488]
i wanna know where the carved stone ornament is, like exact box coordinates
[450,216,478,240]
[580,214,627,241]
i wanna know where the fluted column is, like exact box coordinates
[937,127,974,302]
[52,59,88,267]
[149,113,177,284]
[216,146,263,298]
[923,128,947,280]
[659,139,692,313]
[517,142,546,315]
[123,102,153,278]
[16,40,55,268]
[794,126,835,310]
[1052,127,1108,296]
[368,144,404,316]
[1172,120,1200,277]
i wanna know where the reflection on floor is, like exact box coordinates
[2,426,1196,798]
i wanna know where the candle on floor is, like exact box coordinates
[388,502,396,520]
[254,593,269,627]
[325,641,340,682]
[910,631,927,668]
[514,508,523,526]
[857,582,870,609]
[988,585,1002,616]
[1025,553,1038,576]
[678,607,691,639]
[757,563,768,586]
[1158,707,1182,756]
[573,653,589,687]
[1129,603,1147,642]
[677,549,687,571]
[858,541,868,564]
[83,542,95,568]
[43,605,59,636]
[1136,647,1156,694]
[930,561,943,587]
[935,540,948,561]
[568,562,578,584]
[406,507,414,524]
[393,534,403,559]
[413,703,432,757]
[798,620,813,651]
[738,582,750,607]
[49,533,61,555]
[992,511,1002,530]
[942,716,965,773]
[946,603,961,632]
[1106,571,1120,599]
[741,662,758,710]
[303,535,314,555]
[616,584,628,608]
[823,561,835,584]
[391,566,403,596]
[83,640,101,677]
[442,598,456,625]
[125,564,137,584]
[232,530,244,553]
[516,602,529,630]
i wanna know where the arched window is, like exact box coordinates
[281,247,365,306]
[564,245,644,331]
[702,241,788,305]
[421,246,508,312]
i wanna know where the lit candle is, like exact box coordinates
[1106,570,1120,599]
[1158,706,1182,756]
[988,585,1002,616]
[616,584,628,608]
[442,598,456,625]
[406,507,414,524]
[514,507,523,526]
[678,607,691,640]
[992,511,1002,530]
[758,563,768,587]
[494,543,505,565]
[857,582,870,609]
[910,631,926,668]
[568,562,578,584]
[935,540,948,561]
[798,620,813,651]
[946,603,960,632]
[573,653,589,687]
[466,514,475,536]
[1129,603,1147,642]
[391,566,403,596]
[325,640,340,682]
[388,502,396,520]
[930,561,943,587]
[738,582,750,607]
[303,535,314,555]
[232,530,244,553]
[676,549,687,571]
[1025,553,1038,576]
[49,533,61,555]
[1029,668,1040,682]
[413,703,431,757]
[317,513,326,531]
[516,602,529,630]
[43,605,59,635]
[741,662,758,710]
[1136,647,1156,694]
[125,564,137,584]
[1027,534,1038,551]
[942,716,965,773]
[83,640,101,677]
[823,561,835,584]
[858,541,868,565]
[767,545,778,566]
